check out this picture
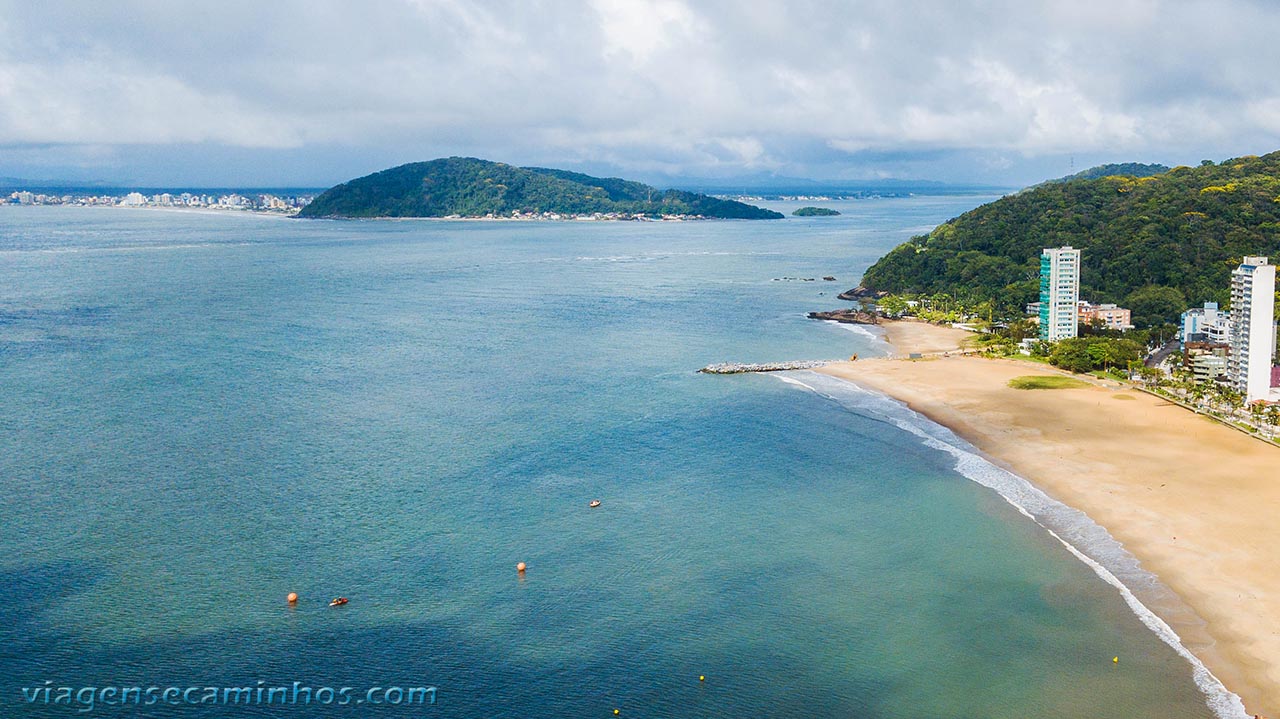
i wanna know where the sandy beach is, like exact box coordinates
[820,321,1280,716]
[875,317,975,357]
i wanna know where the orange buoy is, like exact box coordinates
[516,562,527,573]
[286,592,298,604]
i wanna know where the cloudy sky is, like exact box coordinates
[2,0,1279,188]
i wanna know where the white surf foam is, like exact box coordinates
[817,320,893,357]
[820,319,881,341]
[776,370,1249,719]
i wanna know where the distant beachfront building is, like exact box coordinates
[120,192,146,207]
[1226,256,1277,402]
[1181,302,1231,345]
[1078,301,1133,331]
[1039,246,1081,341]
[1191,352,1228,383]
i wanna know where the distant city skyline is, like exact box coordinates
[3,1,1280,188]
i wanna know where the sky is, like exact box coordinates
[3,0,1280,189]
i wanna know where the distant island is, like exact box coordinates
[298,157,783,220]
[857,153,1280,325]
[792,206,841,216]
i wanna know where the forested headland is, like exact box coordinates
[299,158,783,220]
[859,153,1280,326]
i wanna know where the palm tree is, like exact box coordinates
[1249,400,1268,433]
[1188,381,1208,407]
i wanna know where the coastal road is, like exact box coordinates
[1144,339,1179,368]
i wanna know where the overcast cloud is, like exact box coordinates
[2,0,1279,186]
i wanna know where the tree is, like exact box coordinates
[1249,401,1269,430]
[1213,385,1245,413]
[1049,337,1142,373]
[1004,318,1039,342]
[876,294,910,317]
[1050,339,1098,373]
[1125,285,1188,328]
[1138,366,1163,387]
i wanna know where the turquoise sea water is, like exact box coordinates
[0,201,1231,717]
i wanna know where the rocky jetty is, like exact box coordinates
[699,360,833,374]
[807,309,880,325]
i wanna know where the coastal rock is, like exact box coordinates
[699,360,834,374]
[836,286,886,301]
[807,309,881,325]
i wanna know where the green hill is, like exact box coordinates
[1044,162,1170,184]
[859,152,1280,326]
[793,206,841,216]
[298,158,782,219]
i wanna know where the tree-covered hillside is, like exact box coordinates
[299,158,783,219]
[1044,162,1170,184]
[860,152,1280,325]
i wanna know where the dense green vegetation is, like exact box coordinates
[1007,375,1090,390]
[299,157,783,219]
[1043,162,1170,184]
[859,153,1280,325]
[793,206,841,216]
[1045,336,1144,374]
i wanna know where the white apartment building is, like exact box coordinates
[1227,256,1277,402]
[1039,246,1081,341]
[1181,302,1232,345]
[1191,353,1228,383]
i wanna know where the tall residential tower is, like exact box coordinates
[1039,246,1081,341]
[1227,256,1277,402]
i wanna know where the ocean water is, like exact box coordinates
[0,201,1231,718]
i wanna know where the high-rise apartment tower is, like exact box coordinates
[1039,247,1081,341]
[1227,256,1277,402]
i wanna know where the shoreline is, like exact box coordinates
[31,204,299,220]
[5,204,773,223]
[818,320,1277,717]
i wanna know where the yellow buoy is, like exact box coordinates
[1113,656,1119,663]
[699,675,705,682]
[613,710,620,715]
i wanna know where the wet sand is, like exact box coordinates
[820,322,1280,716]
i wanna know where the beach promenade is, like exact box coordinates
[820,320,1280,717]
